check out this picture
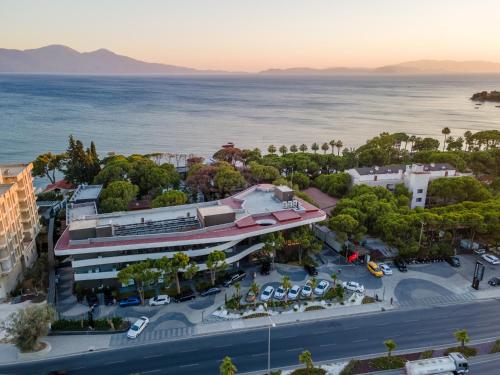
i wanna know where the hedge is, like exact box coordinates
[51,317,124,331]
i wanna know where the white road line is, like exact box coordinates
[320,343,337,347]
[179,363,199,367]
[104,360,125,365]
[352,339,369,343]
[252,352,267,357]
[286,347,304,352]
[144,354,163,359]
[404,319,420,323]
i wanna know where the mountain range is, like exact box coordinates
[1,45,500,75]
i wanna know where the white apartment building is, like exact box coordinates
[347,163,465,208]
[0,164,40,299]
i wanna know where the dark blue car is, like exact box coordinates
[119,296,141,307]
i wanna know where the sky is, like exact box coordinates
[1,0,500,72]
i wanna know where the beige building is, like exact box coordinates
[0,163,39,299]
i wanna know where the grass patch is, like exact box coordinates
[420,350,434,359]
[444,346,477,357]
[242,312,270,319]
[490,340,500,354]
[305,305,325,312]
[362,296,376,304]
[370,356,406,370]
[339,360,360,375]
[291,368,326,375]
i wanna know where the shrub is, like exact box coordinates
[339,360,360,375]
[443,346,477,357]
[290,369,326,375]
[305,305,325,312]
[370,356,405,370]
[324,288,337,300]
[225,296,240,310]
[51,317,126,331]
[490,340,500,354]
[362,296,376,304]
[420,350,434,359]
[243,313,270,320]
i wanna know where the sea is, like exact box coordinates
[1,74,499,165]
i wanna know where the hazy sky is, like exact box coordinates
[1,0,500,71]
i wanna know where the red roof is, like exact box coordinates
[43,180,76,193]
[272,210,301,222]
[235,216,256,228]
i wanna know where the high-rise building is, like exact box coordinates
[0,163,39,299]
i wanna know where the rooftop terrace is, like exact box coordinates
[70,184,103,203]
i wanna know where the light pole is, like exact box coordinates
[264,303,276,375]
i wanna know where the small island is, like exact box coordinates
[471,90,500,102]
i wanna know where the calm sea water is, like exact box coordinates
[1,74,499,164]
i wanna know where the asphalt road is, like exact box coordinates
[1,300,500,375]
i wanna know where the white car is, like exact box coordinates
[149,295,170,306]
[482,254,500,265]
[260,285,275,302]
[474,248,486,255]
[274,286,288,300]
[127,316,149,339]
[314,280,330,296]
[342,281,365,293]
[379,264,393,275]
[288,285,301,300]
[301,282,313,298]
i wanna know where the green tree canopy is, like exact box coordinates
[152,190,188,208]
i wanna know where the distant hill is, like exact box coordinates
[261,60,500,75]
[376,60,500,74]
[0,45,229,74]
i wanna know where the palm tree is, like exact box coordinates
[335,140,343,155]
[442,127,451,151]
[464,130,473,151]
[268,145,276,155]
[309,277,318,291]
[331,273,338,286]
[383,339,396,357]
[250,281,260,296]
[311,142,319,154]
[279,145,288,156]
[299,144,308,153]
[282,275,292,301]
[454,329,469,350]
[321,142,329,154]
[299,350,314,370]
[220,356,237,375]
[409,135,417,152]
[290,144,298,153]
[329,139,336,154]
[234,281,241,298]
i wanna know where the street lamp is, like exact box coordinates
[264,303,276,375]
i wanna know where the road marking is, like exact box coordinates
[320,343,337,347]
[415,330,430,335]
[343,326,360,330]
[286,347,304,352]
[215,344,232,349]
[404,319,420,323]
[178,348,197,353]
[143,370,162,374]
[252,352,267,357]
[375,322,390,326]
[179,363,199,367]
[144,354,163,359]
[104,360,125,365]
[352,339,369,343]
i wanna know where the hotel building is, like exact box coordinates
[0,164,40,299]
[55,184,326,287]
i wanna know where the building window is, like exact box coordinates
[416,198,422,203]
[417,189,423,194]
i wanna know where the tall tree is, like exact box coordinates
[329,139,336,154]
[117,260,159,305]
[384,339,396,357]
[335,140,343,155]
[167,253,199,294]
[311,142,319,154]
[321,142,329,154]
[299,144,308,153]
[442,127,451,151]
[454,329,469,350]
[267,145,277,155]
[206,250,227,286]
[152,190,188,208]
[290,144,298,153]
[299,350,314,370]
[220,356,237,375]
[214,165,246,197]
[32,152,66,184]
[279,145,288,156]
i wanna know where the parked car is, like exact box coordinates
[245,290,257,303]
[314,280,330,296]
[482,254,500,265]
[223,270,247,287]
[119,296,141,307]
[274,286,288,300]
[301,281,313,298]
[288,285,301,300]
[394,258,408,272]
[379,263,393,275]
[173,291,196,303]
[200,287,221,297]
[260,285,275,302]
[473,248,486,255]
[367,261,384,277]
[149,295,170,306]
[304,264,318,276]
[260,261,271,275]
[127,316,149,339]
[488,277,500,286]
[446,256,461,268]
[342,281,365,293]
